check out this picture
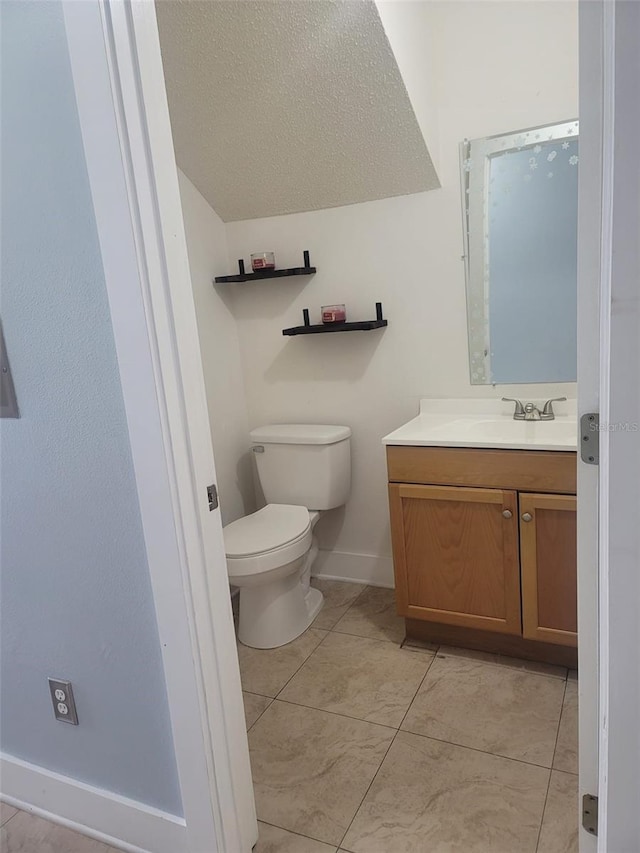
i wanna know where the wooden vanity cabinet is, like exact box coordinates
[387,446,577,665]
[519,493,577,647]
[388,484,521,635]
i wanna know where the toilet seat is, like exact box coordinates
[225,504,312,579]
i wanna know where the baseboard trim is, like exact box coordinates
[0,753,187,853]
[312,550,395,588]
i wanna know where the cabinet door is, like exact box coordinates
[519,493,577,647]
[389,484,521,634]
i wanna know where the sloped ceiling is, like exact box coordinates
[156,0,439,222]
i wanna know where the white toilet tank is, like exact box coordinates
[250,424,351,510]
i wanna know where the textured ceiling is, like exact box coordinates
[156,0,439,222]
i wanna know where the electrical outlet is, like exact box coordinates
[48,678,79,725]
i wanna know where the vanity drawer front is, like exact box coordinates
[389,484,521,635]
[386,446,576,494]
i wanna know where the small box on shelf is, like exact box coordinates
[283,302,388,336]
[214,250,316,284]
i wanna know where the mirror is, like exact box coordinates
[461,120,578,385]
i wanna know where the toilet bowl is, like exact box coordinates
[225,504,322,649]
[223,423,351,650]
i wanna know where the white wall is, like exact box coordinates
[223,0,578,586]
[178,171,255,526]
[376,0,441,173]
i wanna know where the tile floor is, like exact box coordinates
[0,581,579,853]
[0,805,120,853]
[244,580,580,853]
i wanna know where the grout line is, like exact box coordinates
[329,625,405,645]
[328,589,369,635]
[272,630,333,700]
[401,727,559,773]
[534,678,568,852]
[270,698,399,732]
[1,808,21,829]
[337,724,399,851]
[245,695,274,733]
[256,817,338,849]
[238,625,330,702]
[241,686,275,700]
[310,587,366,633]
[396,646,439,730]
[243,688,274,700]
[434,648,569,682]
[312,579,367,622]
[395,653,567,770]
[315,582,406,647]
[337,651,439,850]
[326,627,434,653]
[268,672,567,772]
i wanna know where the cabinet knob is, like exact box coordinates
[521,512,533,522]
[502,509,513,519]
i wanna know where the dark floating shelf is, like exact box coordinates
[215,250,316,284]
[283,303,388,336]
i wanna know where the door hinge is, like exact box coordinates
[580,413,600,465]
[207,483,218,511]
[582,794,598,836]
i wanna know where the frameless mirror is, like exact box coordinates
[461,120,578,385]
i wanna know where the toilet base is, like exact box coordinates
[238,568,324,649]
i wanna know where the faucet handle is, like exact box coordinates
[502,397,525,418]
[541,397,567,418]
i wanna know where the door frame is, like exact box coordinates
[63,2,256,851]
[577,1,606,850]
[579,0,640,850]
[588,1,640,850]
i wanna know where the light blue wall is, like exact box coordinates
[488,138,578,384]
[0,0,182,815]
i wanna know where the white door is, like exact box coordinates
[593,1,640,850]
[64,2,257,851]
[578,1,640,850]
[576,2,603,850]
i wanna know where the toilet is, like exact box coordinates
[224,424,351,649]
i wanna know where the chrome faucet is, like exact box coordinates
[540,397,567,420]
[502,397,566,421]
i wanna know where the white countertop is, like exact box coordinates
[382,399,578,452]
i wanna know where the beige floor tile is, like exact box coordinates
[342,731,549,853]
[554,679,578,774]
[249,700,394,846]
[437,645,568,680]
[401,654,565,767]
[237,628,327,697]
[333,586,404,645]
[0,811,119,853]
[243,691,272,730]
[256,821,337,852]
[280,632,433,727]
[0,804,18,827]
[537,771,579,853]
[311,580,364,630]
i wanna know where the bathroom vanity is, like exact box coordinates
[383,400,578,667]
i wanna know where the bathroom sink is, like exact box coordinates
[382,399,578,451]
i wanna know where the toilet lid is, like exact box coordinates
[223,504,311,558]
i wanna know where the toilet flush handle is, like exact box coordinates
[252,445,265,453]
